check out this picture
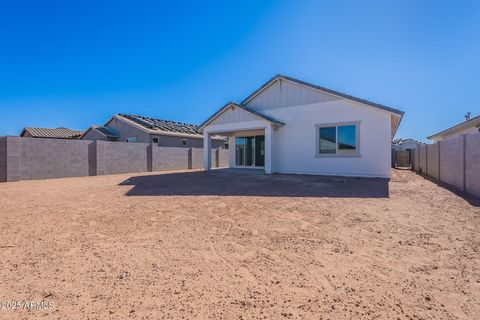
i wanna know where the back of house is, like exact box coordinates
[199,74,404,178]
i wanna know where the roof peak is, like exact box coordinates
[240,74,404,117]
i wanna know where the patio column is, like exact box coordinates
[264,125,272,174]
[203,132,211,171]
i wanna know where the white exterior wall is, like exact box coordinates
[263,100,392,178]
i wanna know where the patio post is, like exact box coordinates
[203,132,211,171]
[264,125,272,174]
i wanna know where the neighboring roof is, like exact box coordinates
[197,102,285,131]
[118,114,201,136]
[94,126,118,137]
[78,125,119,140]
[427,115,480,140]
[20,127,82,139]
[241,74,405,117]
[393,138,425,145]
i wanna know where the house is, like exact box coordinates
[20,127,83,139]
[427,114,480,142]
[79,114,226,148]
[199,74,404,178]
[392,138,423,151]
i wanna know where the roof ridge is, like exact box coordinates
[25,126,82,132]
[118,113,198,127]
[240,74,404,117]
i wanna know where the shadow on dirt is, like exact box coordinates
[119,169,390,198]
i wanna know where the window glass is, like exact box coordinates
[235,137,245,166]
[319,127,336,154]
[337,125,356,153]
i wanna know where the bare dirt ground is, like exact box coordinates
[0,169,479,320]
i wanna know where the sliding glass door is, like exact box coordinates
[235,135,265,167]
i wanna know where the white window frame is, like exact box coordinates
[315,121,361,158]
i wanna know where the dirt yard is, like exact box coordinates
[0,169,479,320]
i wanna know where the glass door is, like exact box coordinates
[235,137,245,166]
[235,135,264,167]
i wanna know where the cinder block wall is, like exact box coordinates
[439,137,464,191]
[152,146,189,171]
[466,134,480,197]
[96,140,149,175]
[191,148,204,169]
[0,137,229,182]
[0,137,6,182]
[412,133,480,198]
[419,145,427,173]
[426,143,439,179]
[219,149,229,167]
[3,137,93,181]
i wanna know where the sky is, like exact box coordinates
[0,0,479,142]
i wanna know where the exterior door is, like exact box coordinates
[235,135,265,167]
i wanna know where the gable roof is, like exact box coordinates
[117,114,202,136]
[20,127,82,139]
[241,74,405,117]
[427,115,480,140]
[197,102,285,131]
[78,125,119,140]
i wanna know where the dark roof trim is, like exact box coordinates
[78,125,118,140]
[92,126,118,137]
[240,74,405,117]
[427,115,480,140]
[197,102,285,131]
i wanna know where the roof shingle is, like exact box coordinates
[21,127,83,139]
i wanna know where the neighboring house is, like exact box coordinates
[79,114,226,148]
[392,138,423,151]
[427,115,480,142]
[199,74,404,178]
[20,127,82,139]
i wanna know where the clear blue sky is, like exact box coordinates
[0,0,478,141]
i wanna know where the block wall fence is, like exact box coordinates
[0,137,228,182]
[412,133,480,198]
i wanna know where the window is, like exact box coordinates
[152,137,159,144]
[182,139,187,146]
[316,122,359,156]
[126,137,137,143]
[224,142,229,150]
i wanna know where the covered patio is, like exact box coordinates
[199,102,284,174]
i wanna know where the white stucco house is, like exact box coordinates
[199,75,404,178]
[427,114,480,142]
[392,138,424,151]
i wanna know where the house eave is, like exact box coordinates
[427,117,480,140]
